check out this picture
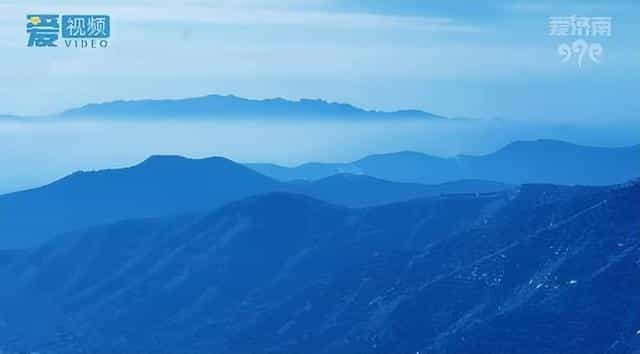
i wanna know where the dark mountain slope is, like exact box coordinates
[0,158,508,249]
[0,181,637,353]
[0,155,280,249]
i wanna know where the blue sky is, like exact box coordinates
[0,0,638,121]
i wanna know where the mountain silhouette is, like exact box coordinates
[247,139,640,185]
[0,155,279,249]
[0,156,508,249]
[289,174,510,207]
[59,94,443,120]
[0,181,637,353]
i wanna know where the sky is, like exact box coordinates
[0,0,639,194]
[0,0,639,121]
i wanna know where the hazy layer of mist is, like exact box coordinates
[0,117,637,194]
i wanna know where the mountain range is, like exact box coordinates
[1,139,638,250]
[58,94,443,120]
[247,139,640,186]
[0,180,638,353]
[0,155,508,249]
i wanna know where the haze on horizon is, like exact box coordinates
[0,116,638,195]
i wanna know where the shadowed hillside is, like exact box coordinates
[0,181,638,353]
[0,157,508,249]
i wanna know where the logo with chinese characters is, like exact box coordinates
[26,14,110,48]
[548,16,612,67]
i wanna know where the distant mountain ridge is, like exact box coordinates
[0,155,509,249]
[287,174,510,208]
[1,139,636,249]
[59,94,443,119]
[247,139,640,186]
